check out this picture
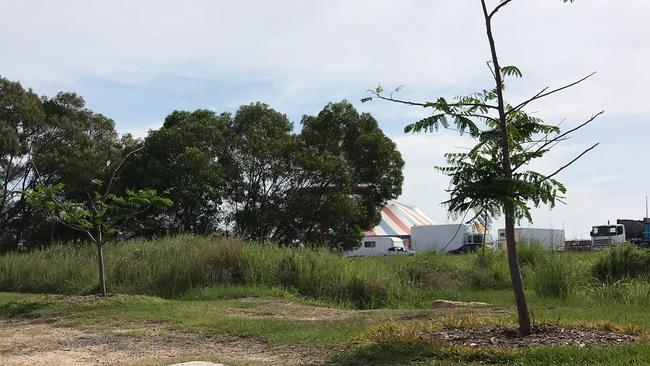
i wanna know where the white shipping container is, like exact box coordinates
[411,224,474,253]
[344,236,405,257]
[497,228,565,251]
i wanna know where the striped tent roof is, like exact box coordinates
[364,201,434,236]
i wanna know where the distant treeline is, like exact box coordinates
[0,76,404,252]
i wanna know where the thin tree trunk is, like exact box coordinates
[481,0,531,336]
[96,238,107,297]
[504,202,531,335]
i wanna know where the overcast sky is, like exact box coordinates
[2,0,648,239]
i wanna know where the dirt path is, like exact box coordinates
[0,319,320,366]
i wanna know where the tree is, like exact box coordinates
[224,102,298,241]
[26,149,172,296]
[0,77,45,250]
[122,109,228,235]
[365,0,597,335]
[283,101,404,249]
[0,76,123,251]
[224,101,403,250]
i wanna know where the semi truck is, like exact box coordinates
[590,218,650,250]
[410,224,484,254]
[497,228,566,251]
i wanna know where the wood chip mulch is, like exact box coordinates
[429,324,637,348]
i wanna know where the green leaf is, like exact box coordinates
[501,65,523,78]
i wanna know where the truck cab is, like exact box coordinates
[590,224,625,250]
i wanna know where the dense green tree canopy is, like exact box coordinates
[290,101,404,249]
[0,77,123,251]
[123,109,229,235]
[223,101,403,249]
[1,76,403,252]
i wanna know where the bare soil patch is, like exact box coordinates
[430,323,638,348]
[429,300,491,309]
[224,298,351,321]
[0,319,322,366]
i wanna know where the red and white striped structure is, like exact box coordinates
[364,201,434,237]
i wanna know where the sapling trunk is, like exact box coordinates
[96,243,107,297]
[481,0,532,336]
[96,231,107,297]
[504,203,531,335]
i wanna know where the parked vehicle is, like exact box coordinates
[344,236,405,257]
[410,224,484,253]
[591,218,650,250]
[381,246,415,256]
[497,228,565,251]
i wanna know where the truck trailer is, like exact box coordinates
[497,228,565,251]
[590,218,650,250]
[410,224,484,253]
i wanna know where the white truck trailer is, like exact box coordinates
[497,228,565,251]
[410,224,484,253]
[344,236,405,257]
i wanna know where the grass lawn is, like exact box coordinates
[1,289,649,365]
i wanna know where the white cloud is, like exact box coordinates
[1,0,648,239]
[129,120,164,139]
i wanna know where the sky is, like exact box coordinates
[1,0,648,239]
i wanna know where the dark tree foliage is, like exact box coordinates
[223,102,297,241]
[1,75,403,252]
[122,109,229,235]
[224,101,403,249]
[0,77,123,251]
[289,101,404,249]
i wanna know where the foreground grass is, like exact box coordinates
[1,291,650,365]
[4,238,650,364]
[0,292,366,347]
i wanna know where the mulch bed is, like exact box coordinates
[430,324,637,348]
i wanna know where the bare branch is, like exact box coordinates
[486,61,497,80]
[369,91,498,111]
[489,0,514,19]
[543,143,600,181]
[465,208,485,224]
[105,146,143,196]
[512,111,604,172]
[369,92,428,107]
[53,216,91,237]
[511,72,597,113]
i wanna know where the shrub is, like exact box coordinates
[591,244,650,281]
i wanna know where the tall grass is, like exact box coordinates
[2,236,650,308]
[463,248,511,290]
[587,279,650,306]
[0,235,412,308]
[591,243,650,281]
[528,252,581,299]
